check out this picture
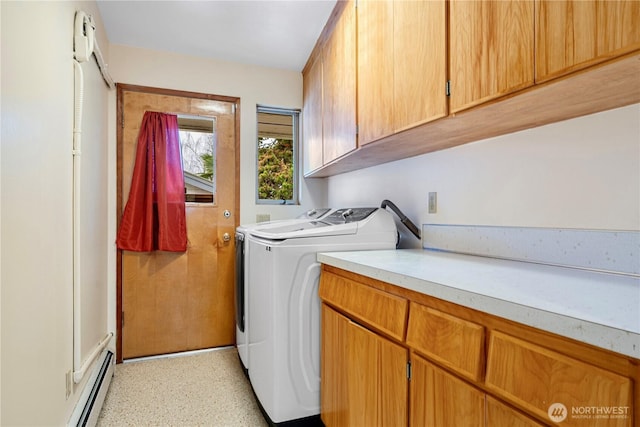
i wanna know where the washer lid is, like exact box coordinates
[247,208,386,240]
[249,219,358,240]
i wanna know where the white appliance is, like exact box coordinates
[235,209,331,372]
[246,208,398,424]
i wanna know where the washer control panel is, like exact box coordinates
[324,208,377,224]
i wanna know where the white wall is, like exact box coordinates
[1,1,111,424]
[107,44,328,226]
[327,104,640,248]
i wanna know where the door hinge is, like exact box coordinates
[407,361,412,380]
[355,124,359,136]
[446,80,451,97]
[122,311,125,328]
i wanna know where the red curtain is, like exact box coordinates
[116,111,187,252]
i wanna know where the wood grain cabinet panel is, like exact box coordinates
[321,304,408,427]
[321,304,350,427]
[407,302,484,382]
[410,354,485,427]
[486,396,545,427]
[302,54,323,175]
[348,318,408,427]
[449,0,534,113]
[393,0,447,132]
[486,331,633,427]
[357,0,447,146]
[319,270,408,341]
[535,0,640,82]
[322,0,356,164]
[357,0,394,145]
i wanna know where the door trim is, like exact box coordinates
[115,83,241,362]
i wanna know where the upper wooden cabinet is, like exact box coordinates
[536,0,640,82]
[449,0,535,113]
[393,0,447,132]
[302,54,323,174]
[357,0,447,146]
[302,1,356,176]
[356,0,393,145]
[302,0,640,177]
[322,0,357,164]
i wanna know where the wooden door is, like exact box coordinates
[117,85,238,360]
[410,354,485,427]
[535,0,640,82]
[449,0,534,113]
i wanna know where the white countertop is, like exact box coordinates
[317,249,640,359]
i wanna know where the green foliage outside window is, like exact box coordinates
[199,153,214,181]
[258,137,293,201]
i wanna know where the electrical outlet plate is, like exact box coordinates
[256,213,271,223]
[428,192,437,214]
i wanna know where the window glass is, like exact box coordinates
[178,116,216,203]
[257,107,299,204]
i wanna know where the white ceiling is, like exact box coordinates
[96,0,337,72]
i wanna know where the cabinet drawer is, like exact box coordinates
[319,270,408,341]
[486,331,633,427]
[406,302,484,382]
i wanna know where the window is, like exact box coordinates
[256,106,299,204]
[178,115,216,203]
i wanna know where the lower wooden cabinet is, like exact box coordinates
[321,304,408,427]
[319,265,638,427]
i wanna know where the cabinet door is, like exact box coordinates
[536,0,640,82]
[323,0,356,163]
[410,354,484,427]
[357,0,393,146]
[302,54,323,175]
[486,397,544,427]
[321,304,349,427]
[348,319,408,427]
[449,0,534,113]
[321,304,408,427]
[485,332,633,427]
[394,0,447,132]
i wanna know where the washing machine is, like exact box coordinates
[246,208,398,424]
[235,208,331,372]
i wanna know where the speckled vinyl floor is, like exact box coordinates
[97,347,267,427]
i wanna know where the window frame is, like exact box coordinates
[255,105,300,205]
[177,114,216,204]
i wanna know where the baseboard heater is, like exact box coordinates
[68,349,115,427]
